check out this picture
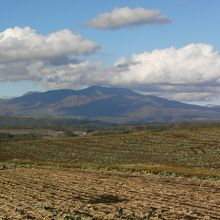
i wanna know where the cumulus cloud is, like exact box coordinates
[107,44,220,85]
[39,61,103,89]
[0,27,99,63]
[102,44,220,103]
[0,27,100,83]
[88,7,171,29]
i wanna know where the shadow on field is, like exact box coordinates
[71,193,127,204]
[88,194,127,204]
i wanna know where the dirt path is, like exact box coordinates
[0,168,220,219]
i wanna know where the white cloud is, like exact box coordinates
[88,7,171,29]
[102,44,220,103]
[0,27,99,63]
[38,61,103,89]
[107,44,220,85]
[0,27,100,83]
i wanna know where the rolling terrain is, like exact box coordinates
[1,126,220,219]
[1,86,220,122]
[1,127,220,176]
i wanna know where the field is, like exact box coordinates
[1,127,220,177]
[0,126,220,219]
[0,167,220,219]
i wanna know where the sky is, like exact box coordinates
[0,0,220,105]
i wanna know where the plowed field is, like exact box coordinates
[0,167,220,219]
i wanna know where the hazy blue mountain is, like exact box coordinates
[0,86,219,123]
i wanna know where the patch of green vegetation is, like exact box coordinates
[0,115,113,130]
[0,131,43,142]
[0,126,220,178]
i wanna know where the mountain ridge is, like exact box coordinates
[0,86,219,123]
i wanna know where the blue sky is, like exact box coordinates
[0,0,220,104]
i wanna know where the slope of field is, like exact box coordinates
[0,167,220,219]
[0,127,220,177]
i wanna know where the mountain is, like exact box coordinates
[0,86,220,123]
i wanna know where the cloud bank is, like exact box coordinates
[1,27,220,104]
[105,44,220,103]
[40,43,220,103]
[88,7,171,29]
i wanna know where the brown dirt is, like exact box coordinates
[0,168,220,219]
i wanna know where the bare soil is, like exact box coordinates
[0,168,220,219]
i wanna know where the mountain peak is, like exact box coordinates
[23,91,42,96]
[79,86,142,97]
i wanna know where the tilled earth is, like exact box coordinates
[0,168,220,219]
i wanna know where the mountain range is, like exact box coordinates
[0,86,220,123]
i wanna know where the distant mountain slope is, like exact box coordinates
[0,86,220,123]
